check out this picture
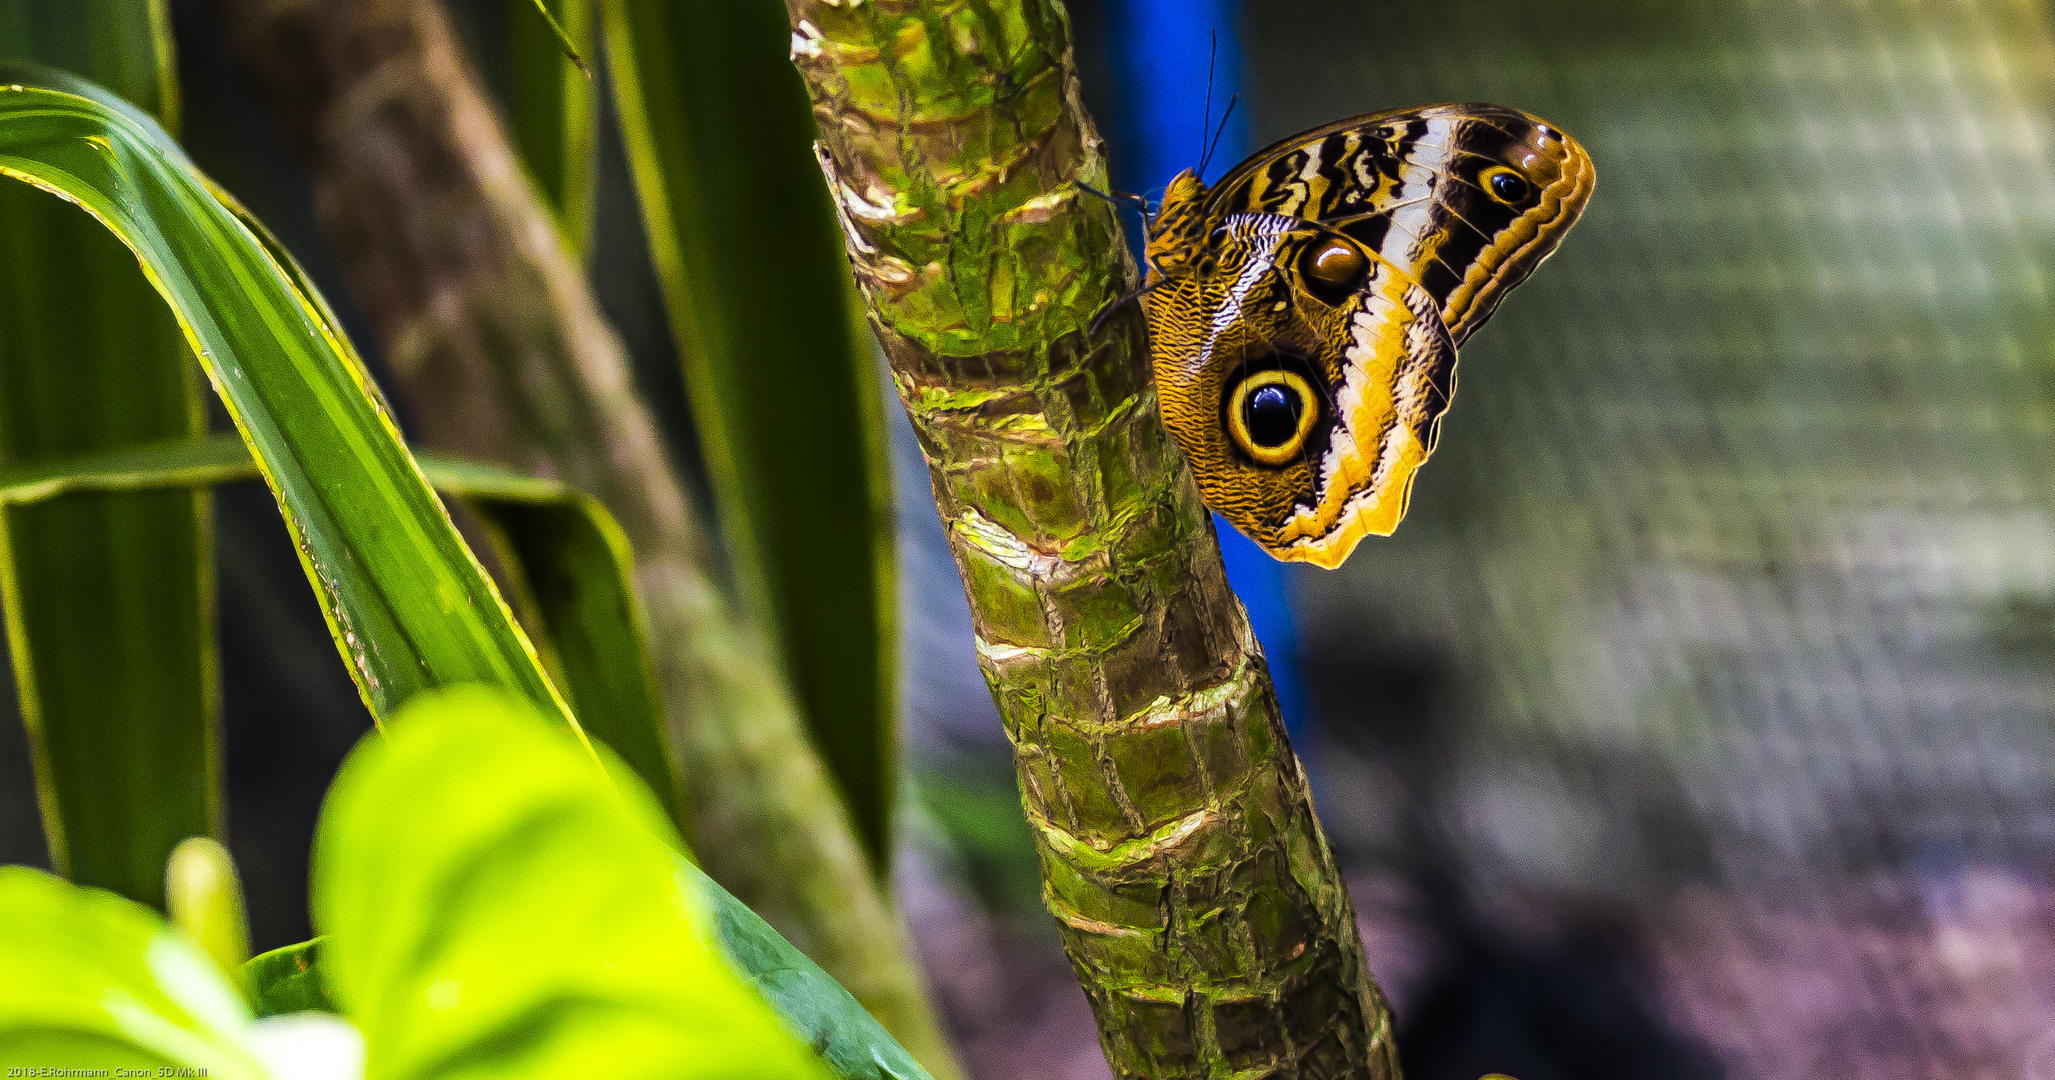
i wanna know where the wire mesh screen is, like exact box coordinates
[1242,0,2055,1075]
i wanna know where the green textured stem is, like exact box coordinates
[786,2,1399,1076]
[206,0,958,1071]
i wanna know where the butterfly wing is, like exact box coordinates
[1206,102,1596,344]
[1145,103,1592,568]
[1146,211,1458,569]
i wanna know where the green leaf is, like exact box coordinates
[266,875,934,1080]
[692,863,933,1080]
[0,0,213,910]
[0,435,256,503]
[426,456,684,833]
[313,685,831,1080]
[0,66,580,736]
[0,0,178,130]
[519,0,591,78]
[231,679,922,1077]
[0,866,269,1076]
[507,0,596,249]
[600,0,899,870]
[0,433,684,834]
[244,938,336,1018]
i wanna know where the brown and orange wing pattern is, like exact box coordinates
[1206,102,1595,344]
[1143,103,1593,568]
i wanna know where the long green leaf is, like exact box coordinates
[519,0,590,77]
[0,0,177,128]
[0,0,213,910]
[0,434,680,831]
[0,437,256,504]
[0,67,577,736]
[600,0,899,870]
[427,457,683,832]
[692,862,932,1080]
[507,0,596,249]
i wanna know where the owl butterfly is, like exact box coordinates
[1133,103,1595,568]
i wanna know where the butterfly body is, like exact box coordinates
[1138,103,1594,568]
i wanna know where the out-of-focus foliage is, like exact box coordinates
[244,938,333,1018]
[314,686,831,1080]
[0,867,270,1076]
[0,66,572,729]
[0,686,907,1080]
[418,455,683,832]
[0,0,215,912]
[694,861,934,1080]
[165,835,252,989]
[0,431,681,837]
[506,0,595,248]
[601,0,899,867]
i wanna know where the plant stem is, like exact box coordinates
[785,1,1400,1075]
[203,1,960,1072]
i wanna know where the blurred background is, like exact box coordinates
[6,1,2055,1077]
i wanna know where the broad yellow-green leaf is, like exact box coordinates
[0,66,578,738]
[0,433,680,833]
[601,0,899,869]
[0,0,213,911]
[314,686,830,1080]
[0,867,269,1077]
[238,679,924,1078]
[507,0,595,249]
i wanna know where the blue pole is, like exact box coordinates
[1101,0,1312,743]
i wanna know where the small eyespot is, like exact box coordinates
[1298,239,1369,307]
[1227,369,1320,466]
[1482,165,1532,204]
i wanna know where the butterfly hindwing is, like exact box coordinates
[1141,102,1593,569]
[1147,214,1457,569]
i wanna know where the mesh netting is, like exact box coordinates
[1244,1,2055,1075]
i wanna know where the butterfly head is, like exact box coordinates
[1143,169,1211,278]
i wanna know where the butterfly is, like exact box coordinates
[1123,103,1594,569]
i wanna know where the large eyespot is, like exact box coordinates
[1481,164,1532,204]
[1227,369,1320,466]
[1297,238,1369,307]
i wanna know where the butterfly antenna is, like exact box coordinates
[1090,277,1174,338]
[1199,92,1239,179]
[1199,30,1217,166]
[1077,181,1152,214]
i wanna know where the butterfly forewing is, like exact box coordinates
[1141,102,1593,568]
[1206,102,1594,344]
